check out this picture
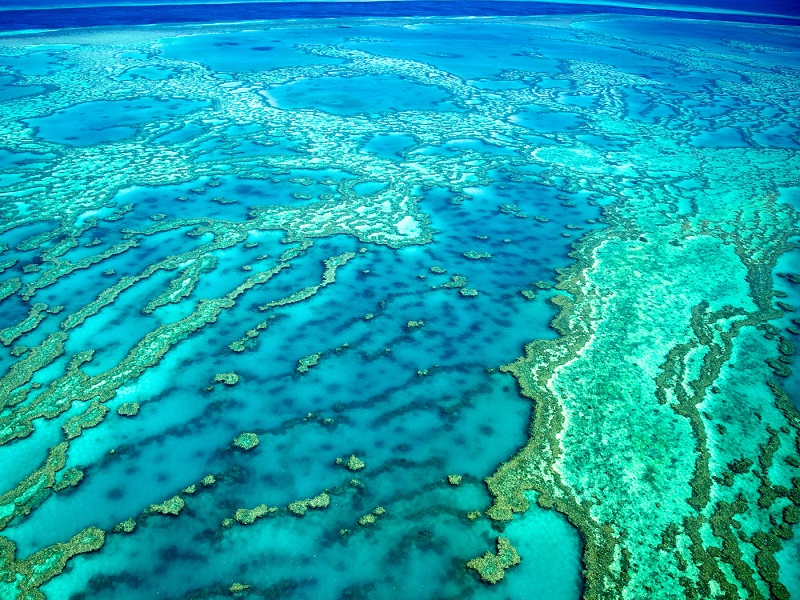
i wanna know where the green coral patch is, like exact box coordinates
[466,537,521,584]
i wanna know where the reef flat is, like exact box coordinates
[0,11,798,600]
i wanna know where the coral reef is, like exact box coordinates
[112,518,136,533]
[214,372,240,386]
[232,432,259,451]
[149,495,186,516]
[234,504,276,525]
[288,493,331,517]
[336,455,366,472]
[0,11,797,599]
[116,402,140,417]
[466,537,521,584]
[296,353,321,374]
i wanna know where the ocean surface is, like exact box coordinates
[2,0,800,32]
[0,2,799,600]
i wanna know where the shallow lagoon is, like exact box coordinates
[27,97,212,146]
[0,8,798,600]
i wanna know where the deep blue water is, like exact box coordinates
[4,0,800,16]
[1,0,799,32]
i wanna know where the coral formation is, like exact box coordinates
[234,504,276,525]
[296,353,322,374]
[288,493,331,517]
[232,432,260,451]
[149,496,186,516]
[336,455,366,472]
[214,372,240,386]
[116,402,140,417]
[0,11,796,600]
[466,537,521,584]
[112,518,136,533]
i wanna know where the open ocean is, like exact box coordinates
[0,1,799,599]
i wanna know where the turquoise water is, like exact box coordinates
[0,7,798,600]
[159,30,345,71]
[266,74,458,116]
[27,97,212,146]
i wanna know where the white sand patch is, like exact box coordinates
[395,215,419,237]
